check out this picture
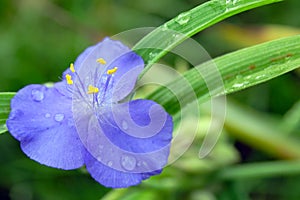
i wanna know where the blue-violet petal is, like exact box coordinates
[7,84,85,169]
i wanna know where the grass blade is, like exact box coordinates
[133,0,282,76]
[147,35,300,116]
[0,93,15,134]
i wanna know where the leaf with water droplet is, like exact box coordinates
[134,0,282,77]
[175,12,190,25]
[54,113,65,122]
[147,35,300,116]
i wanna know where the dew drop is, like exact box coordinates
[97,156,103,162]
[121,120,128,130]
[161,23,169,31]
[54,113,65,122]
[107,161,113,167]
[10,109,24,120]
[172,33,183,41]
[121,154,136,171]
[232,83,244,88]
[175,12,190,25]
[137,161,148,168]
[45,113,51,118]
[224,0,238,12]
[255,74,266,80]
[31,89,44,102]
[208,0,224,13]
[137,161,142,167]
[149,52,158,59]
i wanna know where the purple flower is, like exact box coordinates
[6,38,173,188]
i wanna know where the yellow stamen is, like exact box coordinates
[96,58,107,65]
[70,63,75,73]
[65,74,73,85]
[107,67,118,75]
[87,85,99,94]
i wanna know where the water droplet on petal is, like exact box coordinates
[121,154,136,171]
[54,113,65,122]
[175,12,190,25]
[31,89,44,102]
[97,156,103,162]
[45,113,51,118]
[121,120,128,130]
[137,161,142,167]
[10,109,24,120]
[107,161,113,167]
[138,161,148,168]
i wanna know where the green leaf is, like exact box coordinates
[147,35,300,116]
[133,0,282,76]
[218,160,300,180]
[0,92,15,134]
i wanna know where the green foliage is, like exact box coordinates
[0,93,14,134]
[134,0,282,75]
[147,35,300,115]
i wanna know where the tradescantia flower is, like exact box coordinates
[6,38,173,188]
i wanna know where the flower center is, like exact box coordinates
[65,58,118,107]
[87,85,99,94]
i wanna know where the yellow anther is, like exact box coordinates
[96,58,107,65]
[87,85,99,94]
[70,63,75,73]
[107,67,118,75]
[65,74,73,85]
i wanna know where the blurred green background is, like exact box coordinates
[1,0,300,199]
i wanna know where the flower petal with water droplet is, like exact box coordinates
[85,152,162,188]
[7,37,174,188]
[6,84,85,169]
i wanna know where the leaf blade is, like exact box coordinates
[133,0,283,76]
[147,35,300,115]
[0,92,15,134]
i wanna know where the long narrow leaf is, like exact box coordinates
[0,93,15,134]
[133,0,282,76]
[147,35,300,116]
